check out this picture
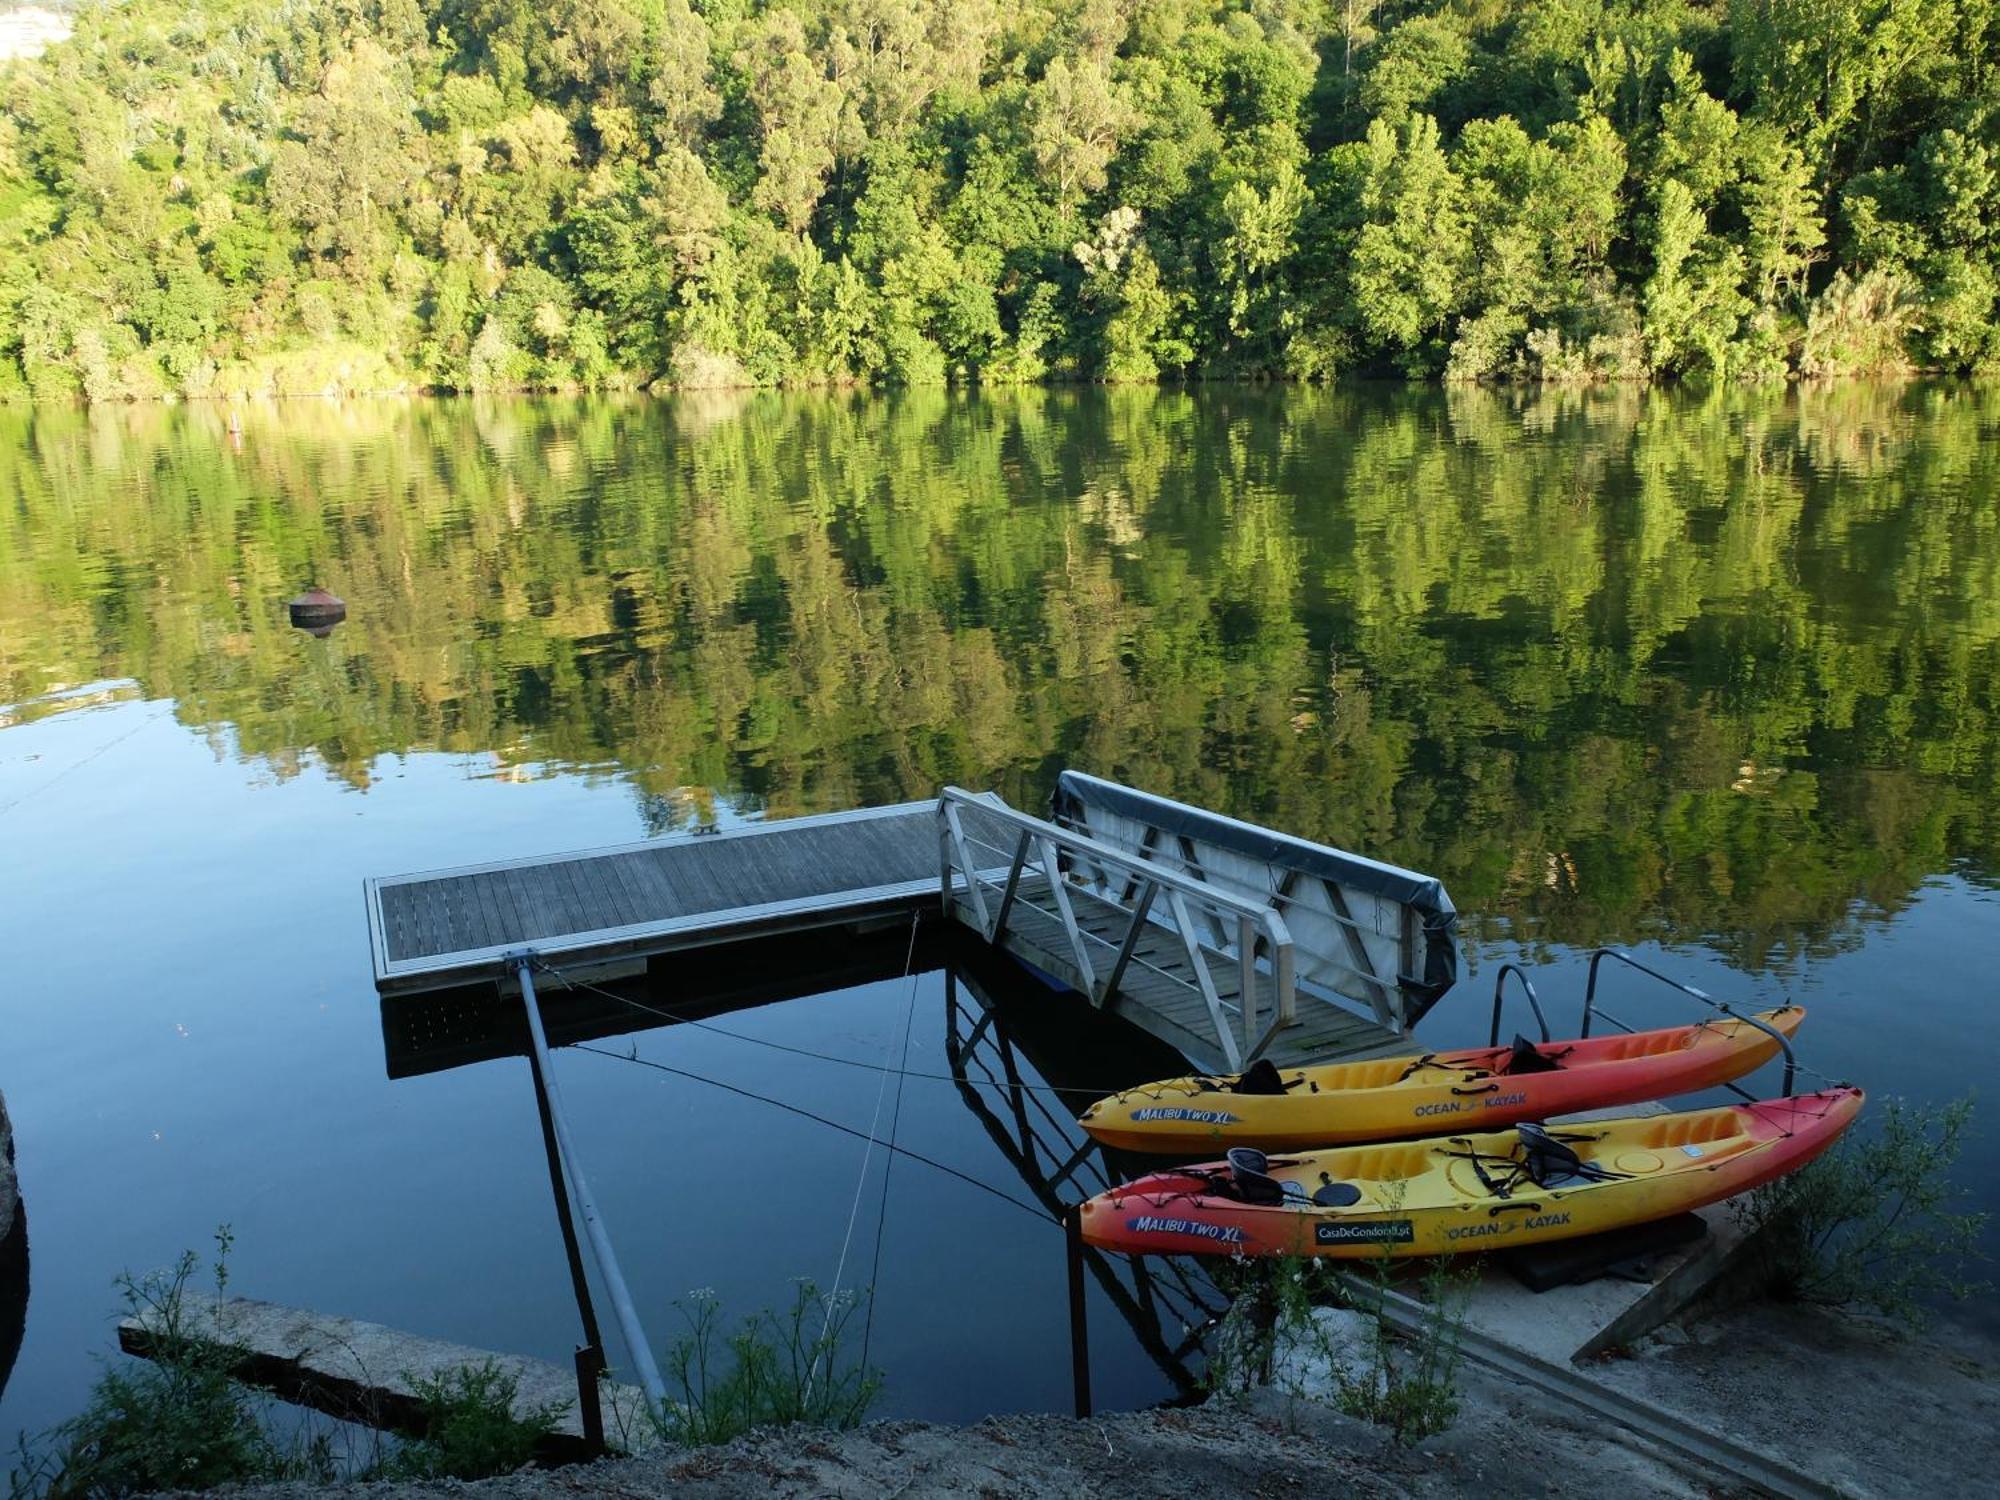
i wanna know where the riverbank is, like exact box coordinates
[114,1298,1994,1500]
[168,1375,1713,1500]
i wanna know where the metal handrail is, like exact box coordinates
[1487,962,1550,1047]
[941,788,1297,942]
[1582,947,1797,1096]
[939,788,1298,1062]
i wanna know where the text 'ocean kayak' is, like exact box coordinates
[1078,1008,1805,1153]
[1078,1087,1862,1259]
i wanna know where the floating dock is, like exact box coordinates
[367,773,1460,1074]
[365,798,984,995]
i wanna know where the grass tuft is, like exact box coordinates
[649,1282,880,1448]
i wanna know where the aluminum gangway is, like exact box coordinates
[939,771,1459,1074]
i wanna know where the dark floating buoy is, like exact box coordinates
[289,586,347,638]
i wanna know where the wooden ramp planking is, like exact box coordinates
[367,799,971,994]
[951,880,1409,1073]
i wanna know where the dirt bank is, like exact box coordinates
[182,1364,1720,1500]
[1595,1301,2000,1499]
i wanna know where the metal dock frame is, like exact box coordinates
[940,788,1299,1071]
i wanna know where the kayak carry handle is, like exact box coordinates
[1488,963,1551,1048]
[1489,1201,1545,1216]
[1581,949,1797,1096]
[1452,1082,1502,1096]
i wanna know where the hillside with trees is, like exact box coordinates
[1,0,1995,399]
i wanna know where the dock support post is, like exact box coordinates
[513,954,669,1413]
[1064,1205,1092,1418]
[573,1346,606,1453]
[526,1022,610,1453]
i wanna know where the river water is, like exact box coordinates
[2,384,1996,1437]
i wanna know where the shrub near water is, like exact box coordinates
[371,1364,564,1481]
[1734,1094,1988,1328]
[6,1232,300,1500]
[650,1283,880,1449]
[1208,1250,1469,1445]
[6,1229,564,1497]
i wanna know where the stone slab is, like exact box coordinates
[118,1293,659,1457]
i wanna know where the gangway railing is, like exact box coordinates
[1488,947,1798,1097]
[1049,771,1458,1032]
[938,788,1296,1071]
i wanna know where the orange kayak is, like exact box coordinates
[1079,1087,1862,1259]
[1077,1007,1805,1153]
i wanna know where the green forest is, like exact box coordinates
[1,1,1997,400]
[4,383,1996,964]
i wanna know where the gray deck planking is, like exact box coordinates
[952,882,1408,1073]
[368,800,968,993]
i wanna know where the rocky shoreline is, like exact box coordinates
[1,1085,25,1402]
[1,1091,14,1241]
[166,1379,1711,1500]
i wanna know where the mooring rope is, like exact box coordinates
[803,912,921,1403]
[531,955,1150,1099]
[860,918,924,1370]
[573,1042,1053,1223]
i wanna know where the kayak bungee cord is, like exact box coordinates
[571,1042,1054,1225]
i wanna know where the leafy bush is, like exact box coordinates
[1334,1255,1469,1443]
[1734,1094,1988,1327]
[7,1230,300,1500]
[1206,1250,1468,1444]
[650,1283,880,1448]
[371,1363,565,1480]
[6,1229,566,1498]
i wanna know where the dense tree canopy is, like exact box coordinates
[1,0,1996,399]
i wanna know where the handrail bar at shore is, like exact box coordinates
[1487,962,1551,1047]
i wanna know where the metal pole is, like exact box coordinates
[572,1346,607,1453]
[1065,1205,1092,1418]
[514,955,668,1408]
[524,1030,608,1450]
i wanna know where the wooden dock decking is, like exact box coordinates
[366,799,987,993]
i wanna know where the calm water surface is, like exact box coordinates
[2,383,1997,1434]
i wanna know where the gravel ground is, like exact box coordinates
[1592,1301,2000,1499]
[183,1365,1719,1500]
[151,1297,2000,1498]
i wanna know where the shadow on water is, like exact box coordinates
[379,922,1225,1399]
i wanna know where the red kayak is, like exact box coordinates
[1078,1088,1864,1259]
[1078,1008,1806,1153]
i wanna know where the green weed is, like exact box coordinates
[649,1283,880,1448]
[1206,1248,1469,1444]
[5,1229,299,1500]
[370,1363,565,1480]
